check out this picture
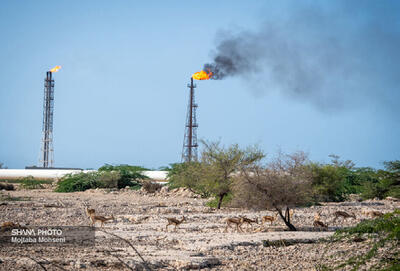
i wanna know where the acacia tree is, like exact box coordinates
[200,140,265,209]
[168,141,264,209]
[233,151,312,231]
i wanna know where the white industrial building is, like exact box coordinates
[0,169,168,182]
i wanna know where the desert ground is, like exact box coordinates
[0,185,398,270]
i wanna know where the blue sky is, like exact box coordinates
[0,1,399,169]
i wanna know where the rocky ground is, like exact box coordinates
[0,185,398,270]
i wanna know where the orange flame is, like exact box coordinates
[192,70,212,80]
[50,66,61,73]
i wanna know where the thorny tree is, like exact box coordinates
[200,140,265,209]
[167,140,265,208]
[233,151,312,231]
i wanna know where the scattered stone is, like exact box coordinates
[262,239,317,247]
[160,186,169,194]
[75,260,86,269]
[90,259,107,267]
[0,188,397,270]
[172,257,221,270]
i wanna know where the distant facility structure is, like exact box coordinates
[39,66,60,168]
[0,169,168,182]
[182,78,198,162]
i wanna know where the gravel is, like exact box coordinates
[0,188,398,270]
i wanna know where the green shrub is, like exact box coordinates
[98,164,148,188]
[166,162,209,196]
[361,179,399,200]
[130,183,142,190]
[386,186,400,199]
[308,159,400,202]
[1,179,53,184]
[20,176,50,189]
[55,172,100,192]
[342,167,378,195]
[55,165,149,192]
[165,163,186,189]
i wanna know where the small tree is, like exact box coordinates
[200,140,265,209]
[168,141,264,209]
[308,163,349,202]
[233,151,312,231]
[328,154,355,169]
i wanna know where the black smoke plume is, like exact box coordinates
[203,35,257,80]
[202,1,400,112]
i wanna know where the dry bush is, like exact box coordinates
[142,181,163,193]
[232,151,312,230]
[0,183,15,191]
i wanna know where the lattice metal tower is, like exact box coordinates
[39,71,55,168]
[182,78,198,162]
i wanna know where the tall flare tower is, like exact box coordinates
[39,66,60,168]
[182,78,198,162]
